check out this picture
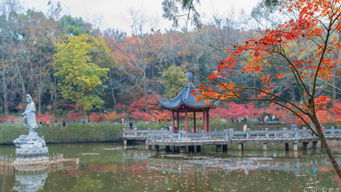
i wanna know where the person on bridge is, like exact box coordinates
[129,121,133,129]
[243,124,248,138]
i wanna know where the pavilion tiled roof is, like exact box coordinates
[159,82,219,110]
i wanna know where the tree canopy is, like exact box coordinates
[0,0,338,124]
[53,34,110,111]
[194,0,341,177]
[162,65,187,98]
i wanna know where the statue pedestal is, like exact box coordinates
[13,131,49,165]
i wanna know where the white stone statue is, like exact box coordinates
[22,94,38,134]
[13,94,48,159]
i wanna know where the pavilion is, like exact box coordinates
[159,73,219,133]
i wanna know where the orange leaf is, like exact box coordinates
[277,74,284,79]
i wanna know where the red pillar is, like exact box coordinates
[193,112,196,133]
[171,111,175,133]
[184,112,188,133]
[203,111,206,133]
[176,112,180,132]
[207,109,210,132]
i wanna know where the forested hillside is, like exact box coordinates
[0,0,339,124]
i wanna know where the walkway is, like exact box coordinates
[123,126,341,152]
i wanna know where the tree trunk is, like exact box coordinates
[143,65,148,112]
[52,77,58,112]
[311,114,341,178]
[16,63,26,99]
[108,71,116,106]
[38,84,41,114]
[253,72,256,97]
[2,68,8,115]
[38,74,42,114]
[332,67,336,100]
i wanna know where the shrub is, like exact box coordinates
[38,122,124,143]
[88,113,106,122]
[105,111,117,121]
[131,111,153,121]
[36,113,55,125]
[135,121,167,130]
[0,115,16,123]
[66,110,84,121]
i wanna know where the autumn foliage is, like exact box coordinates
[88,113,106,122]
[105,111,118,121]
[66,110,84,121]
[124,94,171,121]
[196,0,341,177]
[210,103,296,123]
[210,103,257,120]
[0,115,16,123]
[36,113,55,125]
[196,0,340,126]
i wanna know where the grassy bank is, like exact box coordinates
[0,122,124,144]
[2,120,332,145]
[0,125,26,144]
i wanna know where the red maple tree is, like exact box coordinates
[211,103,258,120]
[127,94,170,121]
[195,0,341,177]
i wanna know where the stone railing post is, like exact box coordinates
[283,128,288,139]
[332,126,335,136]
[291,124,297,131]
[294,128,298,139]
[230,128,234,139]
[265,128,269,139]
[302,127,307,138]
[225,131,229,141]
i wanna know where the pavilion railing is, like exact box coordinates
[146,131,230,143]
[323,127,341,136]
[123,126,341,143]
[122,129,170,139]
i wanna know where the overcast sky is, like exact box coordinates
[20,0,260,33]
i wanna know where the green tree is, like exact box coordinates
[58,15,92,36]
[53,34,110,112]
[162,65,187,98]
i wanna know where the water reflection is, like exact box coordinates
[120,148,335,176]
[1,144,340,192]
[0,152,79,192]
[122,149,154,161]
[12,167,48,192]
[119,149,340,191]
[147,156,332,176]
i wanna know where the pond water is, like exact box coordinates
[1,143,341,192]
